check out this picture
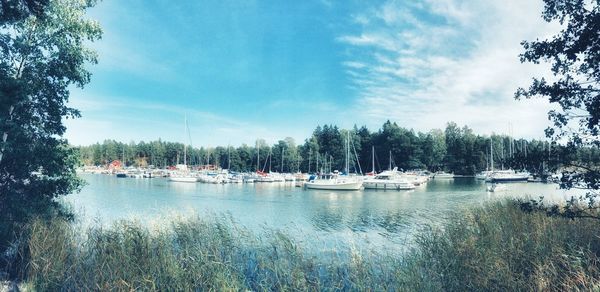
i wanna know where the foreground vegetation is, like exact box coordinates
[1,200,598,291]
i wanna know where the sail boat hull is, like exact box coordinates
[488,174,529,182]
[168,176,198,183]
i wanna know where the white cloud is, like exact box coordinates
[339,0,562,138]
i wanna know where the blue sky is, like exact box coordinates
[65,0,560,146]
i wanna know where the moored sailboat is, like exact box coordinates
[304,131,362,191]
[169,115,198,183]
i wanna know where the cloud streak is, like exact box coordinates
[339,0,562,138]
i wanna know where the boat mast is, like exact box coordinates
[345,132,349,174]
[501,137,504,170]
[281,147,284,173]
[371,146,375,174]
[256,140,259,172]
[316,152,319,174]
[183,115,187,167]
[490,136,494,171]
[308,151,311,173]
[350,134,363,175]
[388,150,392,171]
[330,155,333,173]
[227,145,231,170]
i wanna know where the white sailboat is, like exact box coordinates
[366,146,376,176]
[305,131,362,191]
[169,115,198,183]
[487,170,529,182]
[477,138,494,180]
[485,135,529,183]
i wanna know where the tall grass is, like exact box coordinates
[7,200,600,291]
[400,201,600,291]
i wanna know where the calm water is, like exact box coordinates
[66,174,571,252]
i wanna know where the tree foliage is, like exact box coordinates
[0,0,101,261]
[516,0,599,193]
[0,0,48,24]
[78,121,598,177]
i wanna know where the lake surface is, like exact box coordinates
[66,174,572,252]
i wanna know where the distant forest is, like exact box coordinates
[77,121,600,175]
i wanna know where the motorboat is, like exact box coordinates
[363,168,415,190]
[433,171,454,179]
[304,172,363,191]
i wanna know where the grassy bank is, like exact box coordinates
[4,200,600,291]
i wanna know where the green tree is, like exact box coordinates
[425,129,446,171]
[301,134,320,173]
[354,125,371,173]
[0,0,101,263]
[517,0,599,194]
[0,0,48,24]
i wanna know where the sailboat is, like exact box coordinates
[476,138,494,180]
[487,170,529,182]
[366,146,376,176]
[169,115,198,183]
[256,148,275,182]
[304,131,363,191]
[115,147,128,178]
[485,134,529,183]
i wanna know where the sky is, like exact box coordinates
[64,0,562,147]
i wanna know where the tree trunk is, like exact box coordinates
[0,49,29,165]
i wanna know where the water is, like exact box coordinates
[66,174,572,252]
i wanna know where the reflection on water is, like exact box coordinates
[67,174,575,251]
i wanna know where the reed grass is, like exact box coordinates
[6,200,600,291]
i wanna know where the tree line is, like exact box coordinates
[77,121,600,175]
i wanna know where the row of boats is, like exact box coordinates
[168,170,299,184]
[84,165,542,192]
[166,168,450,191]
[304,168,434,191]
